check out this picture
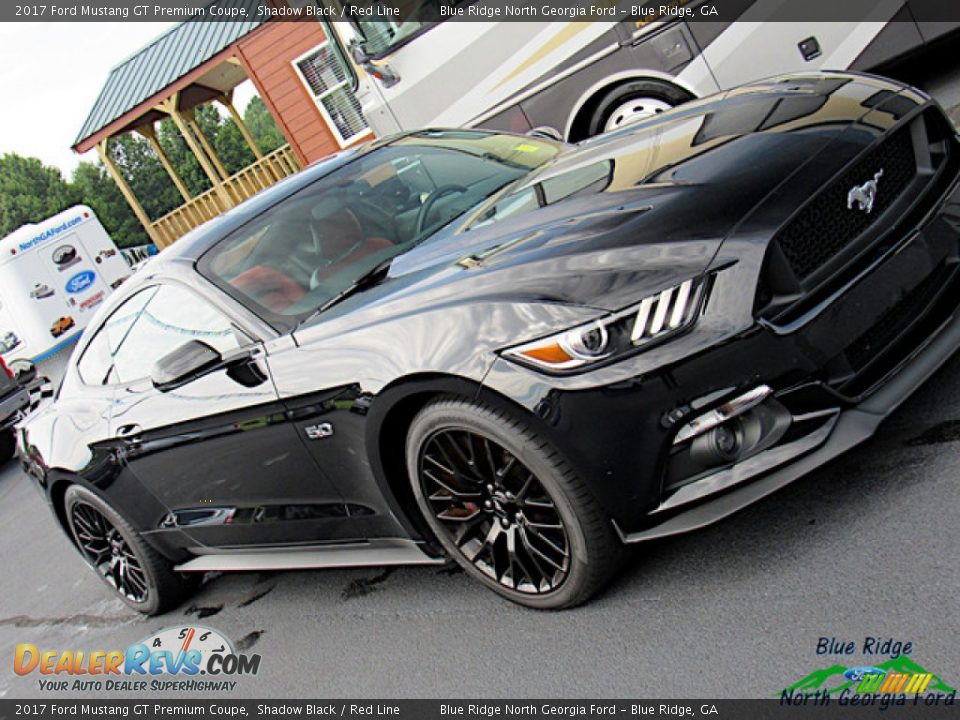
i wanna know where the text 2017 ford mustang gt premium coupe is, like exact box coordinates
[19,72,960,613]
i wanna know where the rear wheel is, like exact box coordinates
[0,430,15,464]
[587,79,694,136]
[406,398,623,609]
[64,485,198,615]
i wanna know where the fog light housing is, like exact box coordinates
[673,385,773,445]
[690,422,743,467]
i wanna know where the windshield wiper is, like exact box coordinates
[299,258,394,326]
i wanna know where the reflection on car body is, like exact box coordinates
[18,73,960,613]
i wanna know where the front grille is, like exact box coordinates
[776,126,917,281]
[757,107,960,323]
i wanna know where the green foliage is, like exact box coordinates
[71,161,149,249]
[0,154,80,237]
[0,95,289,248]
[156,118,211,197]
[245,96,286,154]
[107,134,183,221]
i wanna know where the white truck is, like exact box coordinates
[0,206,131,370]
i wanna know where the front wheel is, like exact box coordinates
[64,485,198,615]
[406,398,623,609]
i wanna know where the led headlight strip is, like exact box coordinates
[504,277,705,373]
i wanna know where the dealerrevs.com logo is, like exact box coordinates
[13,625,261,693]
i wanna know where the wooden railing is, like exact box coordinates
[222,144,301,205]
[151,144,301,247]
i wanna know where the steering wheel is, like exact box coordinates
[415,184,468,236]
[309,266,327,291]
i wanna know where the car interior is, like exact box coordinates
[205,145,531,316]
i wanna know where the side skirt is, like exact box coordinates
[174,538,445,572]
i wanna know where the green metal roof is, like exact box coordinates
[74,1,265,149]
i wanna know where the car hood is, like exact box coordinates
[374,73,917,314]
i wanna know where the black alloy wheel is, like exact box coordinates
[70,501,150,603]
[407,398,623,609]
[64,484,198,615]
[420,428,571,594]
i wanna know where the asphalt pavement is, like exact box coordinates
[1,59,959,701]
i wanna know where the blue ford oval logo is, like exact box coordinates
[66,270,95,294]
[844,666,887,682]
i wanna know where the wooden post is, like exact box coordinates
[96,139,164,247]
[158,94,233,210]
[217,91,263,160]
[185,108,229,181]
[136,124,192,202]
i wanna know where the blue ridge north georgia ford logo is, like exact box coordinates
[65,270,95,295]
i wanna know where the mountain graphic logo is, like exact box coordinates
[783,656,956,697]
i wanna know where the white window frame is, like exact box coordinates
[292,41,373,148]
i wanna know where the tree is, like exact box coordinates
[0,154,79,237]
[71,161,149,249]
[154,118,211,197]
[107,134,182,222]
[245,96,286,154]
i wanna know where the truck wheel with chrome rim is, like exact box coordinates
[588,79,694,136]
[406,397,624,609]
[64,485,198,615]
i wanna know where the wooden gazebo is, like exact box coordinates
[73,3,369,248]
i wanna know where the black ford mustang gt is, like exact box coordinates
[19,72,960,613]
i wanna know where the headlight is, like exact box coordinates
[504,277,706,373]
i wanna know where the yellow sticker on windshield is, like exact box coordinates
[514,144,540,153]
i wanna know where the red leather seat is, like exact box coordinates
[231,265,306,313]
[313,209,392,283]
[229,209,393,312]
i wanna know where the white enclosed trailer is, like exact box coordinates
[0,206,131,372]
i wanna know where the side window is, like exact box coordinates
[77,288,157,385]
[77,284,248,386]
[111,285,246,385]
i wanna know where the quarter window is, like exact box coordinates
[77,284,248,386]
[77,288,157,385]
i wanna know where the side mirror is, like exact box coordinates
[151,340,223,392]
[348,39,401,88]
[348,39,372,65]
[9,360,36,386]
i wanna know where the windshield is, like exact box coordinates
[200,131,560,320]
[342,1,470,56]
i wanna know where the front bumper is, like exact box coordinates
[0,387,30,431]
[618,296,960,542]
[481,158,960,541]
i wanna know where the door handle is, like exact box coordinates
[116,423,143,439]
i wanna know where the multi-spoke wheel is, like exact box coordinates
[64,485,197,615]
[407,398,624,609]
[70,501,150,603]
[421,428,571,594]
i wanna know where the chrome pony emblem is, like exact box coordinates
[847,169,884,214]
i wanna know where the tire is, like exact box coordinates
[406,397,624,609]
[0,429,15,465]
[586,79,694,137]
[64,485,198,615]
